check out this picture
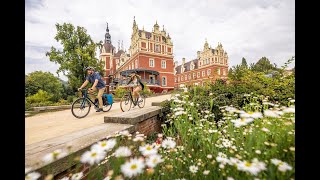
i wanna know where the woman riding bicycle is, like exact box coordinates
[126,71,144,104]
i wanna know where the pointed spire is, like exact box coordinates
[162,25,165,31]
[204,38,209,49]
[133,16,136,27]
[156,20,158,25]
[121,40,123,50]
[118,40,120,51]
[142,26,144,31]
[105,22,111,44]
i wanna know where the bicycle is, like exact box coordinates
[120,86,146,112]
[71,88,112,118]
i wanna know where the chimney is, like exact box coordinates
[182,58,185,64]
[174,61,178,67]
[197,51,200,59]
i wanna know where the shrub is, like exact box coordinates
[114,87,127,98]
[26,90,53,104]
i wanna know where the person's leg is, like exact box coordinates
[133,86,141,103]
[88,88,97,102]
[97,87,106,109]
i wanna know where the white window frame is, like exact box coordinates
[217,68,221,75]
[197,72,200,78]
[149,59,155,67]
[193,73,196,79]
[188,74,191,80]
[181,76,184,81]
[155,44,160,52]
[162,76,167,86]
[207,69,211,76]
[202,71,205,77]
[161,60,166,69]
[185,75,187,80]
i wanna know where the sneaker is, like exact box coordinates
[96,108,103,112]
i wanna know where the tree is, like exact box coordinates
[241,57,248,68]
[251,57,276,72]
[25,71,63,102]
[46,23,104,91]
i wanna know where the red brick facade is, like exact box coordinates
[100,18,174,93]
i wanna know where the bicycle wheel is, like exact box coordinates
[120,94,132,112]
[71,98,91,118]
[102,99,112,112]
[137,94,146,108]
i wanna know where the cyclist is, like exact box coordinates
[78,67,106,112]
[126,71,144,104]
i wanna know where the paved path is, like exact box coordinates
[25,94,172,145]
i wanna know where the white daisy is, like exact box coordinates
[231,118,254,127]
[25,171,41,180]
[71,172,83,180]
[42,149,67,163]
[207,154,213,159]
[189,165,198,173]
[58,177,69,180]
[240,111,263,119]
[115,146,132,157]
[139,144,158,156]
[103,176,111,180]
[271,158,282,165]
[263,110,280,118]
[133,136,145,142]
[91,139,117,152]
[203,170,210,175]
[161,139,176,149]
[227,177,234,180]
[121,157,145,178]
[146,154,164,168]
[237,159,266,176]
[278,162,293,172]
[283,107,295,113]
[255,150,261,154]
[80,149,106,165]
[261,127,270,132]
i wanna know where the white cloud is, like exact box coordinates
[25,0,295,80]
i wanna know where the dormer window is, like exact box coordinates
[190,63,195,70]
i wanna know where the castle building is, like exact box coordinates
[99,17,175,93]
[174,39,229,87]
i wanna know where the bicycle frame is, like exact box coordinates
[80,89,99,108]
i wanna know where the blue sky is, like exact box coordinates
[26,0,295,81]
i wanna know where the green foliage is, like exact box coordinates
[46,23,104,91]
[114,87,127,98]
[141,83,153,96]
[241,57,248,68]
[26,90,53,105]
[251,56,278,73]
[25,71,64,102]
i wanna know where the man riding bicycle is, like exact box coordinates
[126,71,144,104]
[78,67,106,112]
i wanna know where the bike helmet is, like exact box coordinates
[84,66,95,71]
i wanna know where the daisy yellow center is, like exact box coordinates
[91,152,97,157]
[130,164,137,170]
[53,152,59,158]
[240,119,246,122]
[248,112,253,114]
[146,146,152,150]
[152,159,158,164]
[245,162,252,167]
[278,162,283,166]
[101,142,107,147]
